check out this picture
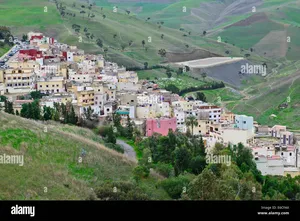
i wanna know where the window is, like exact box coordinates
[243,121,246,124]
[107,108,109,112]
[290,153,292,156]
[46,85,49,87]
[52,85,55,87]
[281,152,283,156]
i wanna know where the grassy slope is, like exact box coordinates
[0,112,168,200]
[0,45,10,57]
[2,0,268,68]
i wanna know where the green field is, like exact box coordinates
[0,112,169,200]
[137,69,207,90]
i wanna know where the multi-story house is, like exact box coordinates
[0,68,35,93]
[146,117,177,136]
[37,76,65,94]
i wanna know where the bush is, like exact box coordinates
[159,175,192,199]
[96,126,110,137]
[153,163,174,178]
[94,181,149,200]
[105,143,124,153]
[133,165,150,181]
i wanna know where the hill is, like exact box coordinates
[0,0,269,68]
[0,112,168,200]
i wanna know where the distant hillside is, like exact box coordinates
[0,0,269,68]
[0,112,168,200]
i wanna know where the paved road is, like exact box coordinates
[117,139,137,162]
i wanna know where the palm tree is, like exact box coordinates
[186,115,198,136]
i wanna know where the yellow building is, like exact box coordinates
[0,68,35,93]
[37,77,65,94]
[73,55,84,63]
[72,85,94,107]
[8,60,40,70]
[221,111,235,122]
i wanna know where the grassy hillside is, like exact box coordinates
[1,0,270,68]
[0,112,169,200]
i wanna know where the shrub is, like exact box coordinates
[94,181,149,200]
[153,163,174,178]
[159,175,192,199]
[105,143,124,153]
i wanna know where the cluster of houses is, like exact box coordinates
[0,32,299,177]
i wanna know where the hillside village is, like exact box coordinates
[0,32,299,178]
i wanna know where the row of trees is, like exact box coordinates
[164,81,225,96]
[20,101,78,124]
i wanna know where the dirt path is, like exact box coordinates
[116,139,137,163]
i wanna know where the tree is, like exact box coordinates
[126,115,134,139]
[106,126,116,144]
[31,100,41,120]
[4,100,14,114]
[195,92,207,102]
[121,44,126,51]
[43,106,52,121]
[133,165,149,182]
[158,48,166,58]
[160,175,192,199]
[187,168,220,200]
[113,34,117,39]
[174,147,191,175]
[80,10,86,18]
[15,110,19,116]
[83,106,93,120]
[166,69,172,78]
[104,48,108,57]
[165,84,180,94]
[201,72,207,81]
[68,106,77,125]
[203,30,207,36]
[161,34,164,39]
[112,112,122,129]
[142,40,145,47]
[30,91,43,100]
[125,10,130,15]
[96,38,103,48]
[143,62,148,70]
[102,14,106,19]
[22,34,28,42]
[186,115,198,136]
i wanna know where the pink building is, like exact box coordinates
[146,118,177,136]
